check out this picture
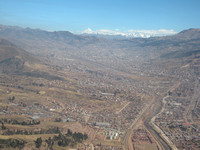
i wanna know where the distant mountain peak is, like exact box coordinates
[81,28,177,39]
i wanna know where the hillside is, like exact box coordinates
[0,38,62,80]
[0,25,200,149]
[0,24,106,57]
[0,39,37,73]
[1,25,200,61]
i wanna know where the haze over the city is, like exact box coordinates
[0,0,200,150]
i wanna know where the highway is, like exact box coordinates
[123,101,154,150]
[144,98,172,150]
[123,82,182,150]
[123,96,172,150]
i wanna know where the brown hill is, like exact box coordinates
[0,39,62,80]
[0,39,37,74]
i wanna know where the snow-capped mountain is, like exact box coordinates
[82,28,177,38]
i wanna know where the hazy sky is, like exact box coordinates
[0,0,200,33]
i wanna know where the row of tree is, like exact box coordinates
[3,127,61,135]
[34,129,88,149]
[0,118,40,125]
[0,128,88,149]
[0,138,25,149]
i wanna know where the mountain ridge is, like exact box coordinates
[1,24,199,41]
[0,24,200,61]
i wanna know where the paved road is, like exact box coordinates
[116,101,130,114]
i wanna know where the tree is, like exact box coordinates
[66,129,72,136]
[168,91,172,96]
[83,133,88,140]
[8,96,15,102]
[45,137,54,149]
[35,137,42,148]
[58,138,70,147]
[24,130,28,135]
[6,139,25,149]
[55,118,62,122]
[1,122,6,130]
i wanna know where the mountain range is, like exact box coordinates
[0,24,200,64]
[81,28,177,38]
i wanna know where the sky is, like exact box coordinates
[0,0,200,34]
